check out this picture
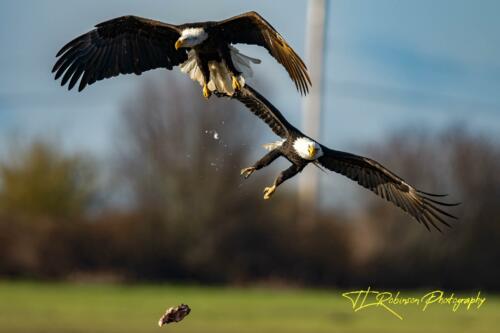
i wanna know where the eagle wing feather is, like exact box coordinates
[318,148,459,231]
[224,85,297,139]
[216,11,311,95]
[53,16,187,91]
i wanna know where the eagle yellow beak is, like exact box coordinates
[308,145,316,159]
[175,40,183,50]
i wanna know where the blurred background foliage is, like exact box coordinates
[0,78,498,290]
[0,141,96,218]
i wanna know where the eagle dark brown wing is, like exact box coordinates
[223,85,297,138]
[53,16,187,91]
[215,11,311,95]
[318,148,459,231]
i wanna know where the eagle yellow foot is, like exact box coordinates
[231,75,242,91]
[240,167,256,179]
[263,185,277,200]
[202,84,211,99]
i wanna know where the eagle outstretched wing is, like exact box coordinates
[318,148,459,231]
[53,16,187,91]
[224,85,297,138]
[216,11,311,95]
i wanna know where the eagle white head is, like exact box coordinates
[293,137,323,160]
[175,28,208,49]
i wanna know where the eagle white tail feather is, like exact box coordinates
[180,47,260,96]
[262,139,286,151]
[228,45,261,76]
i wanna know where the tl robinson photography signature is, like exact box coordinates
[342,287,486,320]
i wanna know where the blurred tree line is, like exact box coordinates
[0,79,498,290]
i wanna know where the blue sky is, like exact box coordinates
[323,0,500,149]
[1,0,499,211]
[0,0,499,158]
[0,0,500,153]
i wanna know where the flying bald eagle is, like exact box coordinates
[52,12,311,98]
[217,86,459,232]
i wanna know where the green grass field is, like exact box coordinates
[0,281,497,333]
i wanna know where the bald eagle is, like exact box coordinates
[52,12,311,98]
[217,86,459,231]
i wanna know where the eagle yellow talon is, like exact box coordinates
[202,84,211,99]
[231,75,241,91]
[263,185,276,200]
[240,167,256,179]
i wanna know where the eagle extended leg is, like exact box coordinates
[197,57,212,99]
[263,164,303,200]
[241,149,281,179]
[221,48,242,91]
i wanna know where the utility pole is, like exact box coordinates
[298,0,327,225]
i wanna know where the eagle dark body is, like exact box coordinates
[220,85,459,232]
[251,135,311,189]
[280,138,313,167]
[181,23,245,81]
